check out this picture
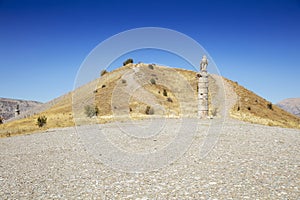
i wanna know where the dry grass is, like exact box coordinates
[95,74,121,116]
[132,84,181,116]
[0,93,74,138]
[1,63,299,138]
[226,79,300,129]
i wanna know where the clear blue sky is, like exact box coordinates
[0,0,299,103]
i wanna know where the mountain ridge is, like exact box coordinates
[276,98,300,117]
[0,97,42,121]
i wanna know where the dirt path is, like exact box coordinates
[209,74,238,118]
[112,67,165,115]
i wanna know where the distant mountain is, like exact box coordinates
[276,98,300,117]
[0,97,42,120]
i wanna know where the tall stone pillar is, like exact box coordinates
[198,72,208,118]
[15,104,20,117]
[198,55,209,119]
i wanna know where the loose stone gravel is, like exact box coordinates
[0,118,299,199]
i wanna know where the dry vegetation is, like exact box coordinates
[129,84,181,117]
[1,63,299,138]
[95,74,121,116]
[226,78,300,129]
[0,94,74,138]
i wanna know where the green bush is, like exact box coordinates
[123,58,133,66]
[36,116,47,127]
[267,103,273,110]
[167,97,173,103]
[145,106,154,115]
[163,89,168,96]
[150,78,156,85]
[100,70,108,76]
[84,105,99,118]
[148,64,154,70]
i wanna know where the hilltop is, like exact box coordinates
[0,63,299,137]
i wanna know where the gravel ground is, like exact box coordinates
[0,118,299,199]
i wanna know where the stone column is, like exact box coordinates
[198,55,209,119]
[198,72,209,118]
[15,104,20,117]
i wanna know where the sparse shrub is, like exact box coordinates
[100,70,108,76]
[0,116,3,124]
[129,107,132,112]
[267,122,274,126]
[84,105,99,118]
[93,89,98,93]
[145,106,154,115]
[237,106,240,111]
[122,79,127,84]
[211,108,217,116]
[150,78,156,85]
[247,106,251,111]
[163,89,168,97]
[167,97,173,103]
[102,84,106,88]
[148,64,154,70]
[6,131,11,137]
[36,116,47,127]
[123,58,133,66]
[267,103,273,110]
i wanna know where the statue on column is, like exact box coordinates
[200,55,208,72]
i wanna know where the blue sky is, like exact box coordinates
[0,0,299,103]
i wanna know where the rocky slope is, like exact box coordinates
[276,98,300,117]
[0,98,42,120]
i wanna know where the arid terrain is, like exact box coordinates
[0,118,299,199]
[0,63,299,137]
[0,98,42,120]
[0,63,299,199]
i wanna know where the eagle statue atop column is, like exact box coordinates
[200,55,208,72]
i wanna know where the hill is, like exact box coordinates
[227,80,300,127]
[276,98,300,117]
[0,98,42,121]
[0,63,299,137]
